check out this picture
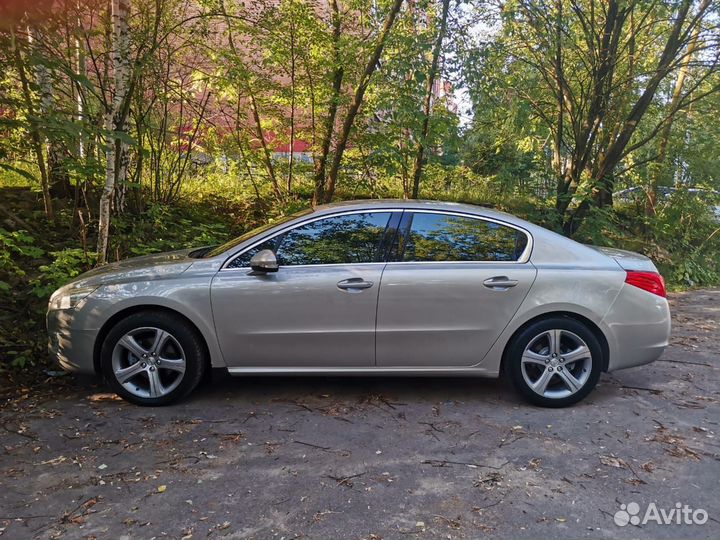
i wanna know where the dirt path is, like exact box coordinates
[1,290,719,539]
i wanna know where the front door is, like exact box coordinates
[211,211,394,367]
[376,211,537,367]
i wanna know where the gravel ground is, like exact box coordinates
[1,289,719,540]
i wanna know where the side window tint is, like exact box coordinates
[403,213,527,262]
[277,212,391,265]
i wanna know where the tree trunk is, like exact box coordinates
[219,0,281,201]
[646,8,704,216]
[248,91,282,200]
[324,0,404,203]
[28,28,73,199]
[563,0,702,234]
[97,0,131,265]
[75,6,87,163]
[590,0,694,184]
[555,0,624,219]
[11,27,55,221]
[552,0,567,216]
[287,3,296,193]
[410,0,450,199]
[313,0,343,205]
[595,173,614,208]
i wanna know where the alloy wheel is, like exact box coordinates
[520,329,593,399]
[111,327,187,399]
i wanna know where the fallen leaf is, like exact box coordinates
[40,456,67,466]
[599,455,627,469]
[88,393,122,402]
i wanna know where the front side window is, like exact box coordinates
[402,213,528,262]
[229,212,392,268]
[205,208,312,258]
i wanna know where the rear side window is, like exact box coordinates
[229,212,392,267]
[401,212,527,262]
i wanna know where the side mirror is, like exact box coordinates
[249,249,279,273]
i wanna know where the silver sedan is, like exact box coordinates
[48,200,671,407]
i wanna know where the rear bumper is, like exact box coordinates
[602,285,671,371]
[47,309,97,374]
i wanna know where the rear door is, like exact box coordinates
[376,210,537,367]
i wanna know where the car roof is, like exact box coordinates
[312,199,530,228]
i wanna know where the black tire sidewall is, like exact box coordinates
[506,317,602,408]
[100,311,206,406]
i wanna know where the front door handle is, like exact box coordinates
[483,276,519,289]
[337,277,374,291]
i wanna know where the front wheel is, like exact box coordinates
[100,311,206,406]
[505,317,602,407]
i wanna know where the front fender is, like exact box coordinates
[78,274,226,369]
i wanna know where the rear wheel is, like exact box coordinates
[506,317,602,407]
[100,311,206,406]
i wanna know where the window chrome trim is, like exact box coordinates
[220,206,534,270]
[393,209,533,264]
[220,208,403,270]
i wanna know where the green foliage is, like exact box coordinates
[672,257,719,289]
[32,248,97,298]
[0,225,49,372]
[0,228,43,291]
[654,191,720,288]
[108,201,231,259]
[574,189,720,288]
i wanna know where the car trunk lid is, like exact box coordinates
[587,246,658,273]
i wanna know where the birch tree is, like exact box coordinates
[28,28,72,198]
[97,0,131,264]
[9,27,55,220]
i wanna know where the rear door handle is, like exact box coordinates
[483,276,519,289]
[337,277,374,291]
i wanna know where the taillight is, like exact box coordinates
[625,271,666,298]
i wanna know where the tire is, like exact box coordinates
[505,317,602,407]
[100,310,206,406]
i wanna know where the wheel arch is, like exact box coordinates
[93,305,212,376]
[499,311,610,375]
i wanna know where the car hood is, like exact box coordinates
[72,249,195,288]
[587,245,658,273]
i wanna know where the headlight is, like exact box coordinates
[48,286,97,311]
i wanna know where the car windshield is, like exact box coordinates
[203,208,314,258]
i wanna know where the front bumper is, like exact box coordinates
[47,309,97,374]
